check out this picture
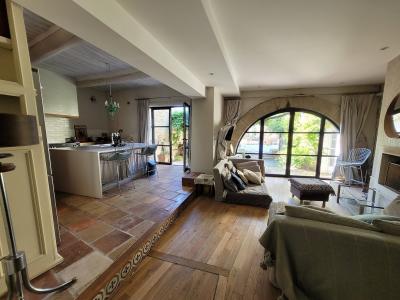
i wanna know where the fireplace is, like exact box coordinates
[379,153,400,193]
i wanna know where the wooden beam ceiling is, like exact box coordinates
[29,25,81,64]
[76,70,150,88]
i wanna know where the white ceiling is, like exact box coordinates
[209,0,400,89]
[23,9,162,91]
[17,0,400,96]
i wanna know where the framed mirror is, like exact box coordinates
[384,93,400,138]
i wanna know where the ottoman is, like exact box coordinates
[289,178,335,208]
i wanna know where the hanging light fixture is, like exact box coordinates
[104,62,120,118]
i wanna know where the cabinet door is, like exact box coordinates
[40,68,79,117]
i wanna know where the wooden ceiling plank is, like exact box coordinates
[29,27,81,64]
[76,71,150,88]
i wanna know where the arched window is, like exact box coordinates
[236,109,340,178]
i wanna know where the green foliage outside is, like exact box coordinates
[171,110,184,160]
[266,112,321,170]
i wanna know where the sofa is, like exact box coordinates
[259,199,400,300]
[213,158,273,208]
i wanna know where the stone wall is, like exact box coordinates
[231,96,341,150]
[371,53,400,204]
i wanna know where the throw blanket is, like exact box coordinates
[259,215,400,300]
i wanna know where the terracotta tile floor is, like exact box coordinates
[15,165,192,300]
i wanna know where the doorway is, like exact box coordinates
[151,104,191,170]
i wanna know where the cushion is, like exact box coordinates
[221,168,238,192]
[351,214,400,224]
[235,161,261,173]
[230,171,246,190]
[235,161,265,182]
[236,169,248,184]
[243,169,262,185]
[285,205,378,231]
[373,220,400,236]
[383,196,400,217]
[225,160,237,173]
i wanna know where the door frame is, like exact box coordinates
[183,102,191,172]
[151,107,172,165]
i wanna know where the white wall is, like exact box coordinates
[111,85,191,140]
[74,88,109,137]
[191,87,224,173]
[371,53,400,204]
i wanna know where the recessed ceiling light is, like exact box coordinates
[209,72,214,76]
[380,46,389,51]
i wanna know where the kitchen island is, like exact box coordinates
[50,143,147,198]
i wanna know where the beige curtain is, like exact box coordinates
[334,94,381,179]
[215,99,241,161]
[137,99,149,143]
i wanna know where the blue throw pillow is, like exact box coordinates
[231,171,246,190]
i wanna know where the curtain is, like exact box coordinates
[215,99,241,161]
[334,94,381,179]
[137,99,149,143]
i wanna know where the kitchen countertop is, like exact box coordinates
[50,143,147,154]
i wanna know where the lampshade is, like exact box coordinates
[0,113,39,147]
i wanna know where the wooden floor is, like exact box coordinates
[113,196,281,300]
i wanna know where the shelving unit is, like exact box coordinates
[0,0,62,295]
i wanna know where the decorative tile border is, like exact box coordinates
[91,212,178,300]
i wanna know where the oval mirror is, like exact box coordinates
[384,93,400,138]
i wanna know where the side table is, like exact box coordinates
[194,174,215,196]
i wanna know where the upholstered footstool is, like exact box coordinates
[289,178,335,208]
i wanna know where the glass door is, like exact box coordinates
[151,108,172,164]
[183,102,191,171]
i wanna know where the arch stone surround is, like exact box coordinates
[231,96,340,150]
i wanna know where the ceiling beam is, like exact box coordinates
[15,0,205,97]
[76,70,149,88]
[29,26,81,64]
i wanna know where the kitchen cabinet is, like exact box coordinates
[40,68,79,118]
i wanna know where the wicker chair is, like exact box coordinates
[336,148,371,185]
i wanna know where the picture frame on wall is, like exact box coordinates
[74,125,88,142]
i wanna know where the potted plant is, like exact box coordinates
[157,146,166,162]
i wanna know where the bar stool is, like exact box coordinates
[101,150,133,193]
[136,145,158,177]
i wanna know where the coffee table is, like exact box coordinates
[336,183,384,214]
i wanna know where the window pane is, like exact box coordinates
[154,127,170,145]
[292,133,319,155]
[263,154,287,175]
[320,156,338,178]
[156,145,170,163]
[237,132,260,154]
[247,121,261,132]
[293,112,321,132]
[322,133,340,156]
[290,156,317,176]
[153,109,169,126]
[263,133,288,154]
[324,120,339,133]
[264,112,290,132]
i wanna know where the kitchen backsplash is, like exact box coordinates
[45,116,74,143]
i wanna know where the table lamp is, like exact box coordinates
[0,113,76,299]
